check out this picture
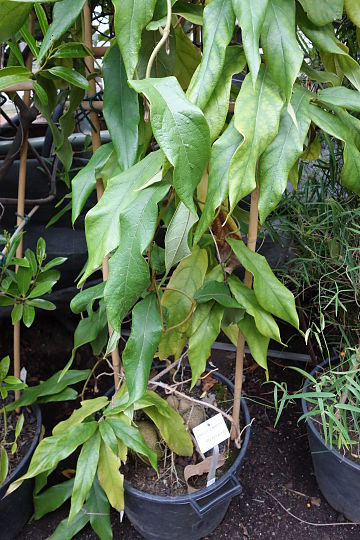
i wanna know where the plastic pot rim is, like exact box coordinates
[0,402,42,495]
[122,370,251,504]
[301,359,360,473]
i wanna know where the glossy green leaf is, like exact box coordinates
[165,202,198,273]
[34,479,74,520]
[187,0,235,109]
[0,2,32,42]
[143,406,193,456]
[0,447,8,485]
[46,67,91,90]
[229,65,284,211]
[22,304,35,328]
[69,430,101,524]
[7,41,25,67]
[297,6,348,56]
[203,46,246,142]
[258,86,311,222]
[34,3,49,36]
[238,313,269,371]
[122,293,162,403]
[52,42,89,58]
[0,296,15,307]
[82,151,163,282]
[297,0,344,26]
[38,0,86,63]
[159,246,208,359]
[194,281,240,308]
[20,23,39,58]
[53,397,108,435]
[72,143,114,224]
[195,118,243,244]
[113,0,157,79]
[173,24,201,90]
[0,357,10,381]
[103,43,139,171]
[37,388,78,403]
[318,86,360,112]
[70,282,105,314]
[97,440,124,512]
[27,299,56,310]
[261,0,303,102]
[11,304,23,325]
[232,0,269,86]
[345,0,360,26]
[228,238,299,329]
[16,265,32,296]
[99,420,118,457]
[48,511,89,540]
[188,301,224,386]
[0,66,32,92]
[130,77,210,214]
[86,477,112,540]
[173,0,203,24]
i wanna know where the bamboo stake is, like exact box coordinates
[83,1,121,388]
[13,16,34,404]
[231,182,260,438]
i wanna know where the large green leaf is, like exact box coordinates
[261,0,303,102]
[103,44,139,171]
[173,24,201,90]
[232,0,269,86]
[318,86,360,113]
[173,0,203,24]
[144,406,193,456]
[203,46,246,142]
[130,77,210,214]
[258,86,311,223]
[194,118,242,244]
[228,275,281,342]
[48,512,89,540]
[345,0,360,26]
[53,397,108,435]
[297,5,348,56]
[46,66,91,90]
[228,238,299,328]
[113,0,157,79]
[0,66,32,92]
[38,0,86,63]
[297,0,344,26]
[34,479,74,520]
[82,151,163,282]
[159,246,208,359]
[86,477,112,540]
[194,281,241,308]
[70,282,105,314]
[165,202,198,273]
[69,430,101,523]
[122,293,162,403]
[238,313,269,371]
[0,2,32,42]
[97,440,124,512]
[104,180,169,332]
[187,0,235,110]
[72,144,114,225]
[229,65,284,211]
[188,302,224,386]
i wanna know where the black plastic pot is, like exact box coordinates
[302,361,360,522]
[0,403,42,540]
[109,371,251,540]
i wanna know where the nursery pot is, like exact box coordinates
[0,403,42,540]
[108,370,251,540]
[302,361,360,522]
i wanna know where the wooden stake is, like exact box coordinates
[83,1,121,388]
[231,183,260,438]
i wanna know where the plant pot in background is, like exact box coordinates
[109,371,251,540]
[0,404,42,540]
[302,362,360,523]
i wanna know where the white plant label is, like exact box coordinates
[192,413,230,454]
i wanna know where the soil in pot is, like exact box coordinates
[123,370,244,497]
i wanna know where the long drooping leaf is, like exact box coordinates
[159,246,208,359]
[103,44,139,171]
[0,66,32,92]
[69,430,101,523]
[232,0,269,86]
[70,282,105,314]
[258,86,311,222]
[187,0,235,110]
[104,180,169,332]
[261,0,303,102]
[297,5,348,57]
[47,512,89,540]
[113,0,157,79]
[238,313,269,371]
[81,151,163,282]
[86,477,112,540]
[53,397,108,435]
[194,281,241,308]
[130,77,210,214]
[195,118,242,244]
[228,238,299,329]
[345,0,360,26]
[122,293,162,403]
[0,2,32,42]
[203,46,246,142]
[38,0,86,63]
[144,406,193,456]
[165,202,198,273]
[188,302,224,386]
[72,143,114,224]
[34,479,74,520]
[229,66,284,211]
[318,86,360,113]
[97,440,124,512]
[297,0,344,26]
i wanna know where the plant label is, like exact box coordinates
[192,413,230,454]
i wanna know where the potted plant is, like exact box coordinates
[2,0,360,538]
